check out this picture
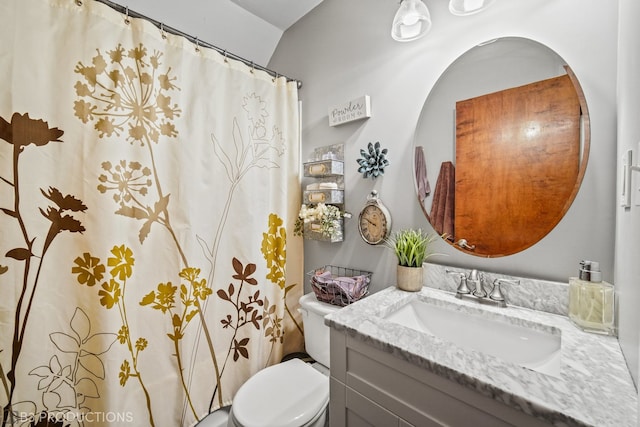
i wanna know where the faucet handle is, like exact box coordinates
[446,269,471,295]
[489,278,519,306]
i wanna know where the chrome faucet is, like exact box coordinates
[447,268,519,307]
[468,269,486,298]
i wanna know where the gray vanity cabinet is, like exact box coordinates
[329,329,551,427]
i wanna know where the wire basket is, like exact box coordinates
[307,265,372,307]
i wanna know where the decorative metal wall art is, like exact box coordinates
[357,141,389,180]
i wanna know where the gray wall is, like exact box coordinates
[271,0,640,391]
[269,0,618,290]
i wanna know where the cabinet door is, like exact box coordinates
[346,387,400,427]
[342,333,549,427]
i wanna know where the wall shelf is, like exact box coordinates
[302,143,346,242]
[303,159,344,177]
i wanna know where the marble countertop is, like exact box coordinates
[325,285,637,427]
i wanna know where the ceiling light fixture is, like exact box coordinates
[448,0,496,16]
[391,0,432,42]
[391,0,496,42]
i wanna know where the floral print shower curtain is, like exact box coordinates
[0,0,304,425]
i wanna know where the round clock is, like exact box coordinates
[358,190,392,245]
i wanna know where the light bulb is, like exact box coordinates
[391,0,432,42]
[449,0,496,16]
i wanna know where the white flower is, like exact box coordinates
[295,203,350,239]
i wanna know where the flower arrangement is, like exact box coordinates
[294,203,351,241]
[385,228,440,267]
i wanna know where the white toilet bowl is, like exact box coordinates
[227,358,328,427]
[227,293,340,427]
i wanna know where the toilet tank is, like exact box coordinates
[299,293,341,367]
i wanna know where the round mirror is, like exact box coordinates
[414,37,589,257]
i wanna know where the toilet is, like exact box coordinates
[226,292,340,427]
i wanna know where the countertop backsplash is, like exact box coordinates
[424,262,569,316]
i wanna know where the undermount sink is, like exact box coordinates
[384,297,562,377]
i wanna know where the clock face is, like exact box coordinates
[358,204,389,245]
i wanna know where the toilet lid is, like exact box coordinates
[232,358,329,427]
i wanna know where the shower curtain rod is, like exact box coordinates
[88,0,302,89]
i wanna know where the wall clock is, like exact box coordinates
[358,190,392,245]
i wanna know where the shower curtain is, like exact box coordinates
[0,0,304,425]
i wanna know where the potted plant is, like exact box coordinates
[385,228,440,292]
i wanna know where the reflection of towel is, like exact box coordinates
[429,161,455,240]
[414,146,431,203]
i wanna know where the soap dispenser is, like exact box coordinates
[568,260,615,336]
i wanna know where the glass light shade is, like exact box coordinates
[391,0,432,42]
[449,0,496,16]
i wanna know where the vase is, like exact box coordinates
[396,265,424,292]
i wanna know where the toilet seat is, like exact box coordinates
[231,358,329,427]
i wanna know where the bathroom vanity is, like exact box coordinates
[325,265,637,427]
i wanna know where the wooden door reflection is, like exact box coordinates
[453,74,580,256]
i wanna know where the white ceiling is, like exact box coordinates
[124,0,324,66]
[231,0,325,31]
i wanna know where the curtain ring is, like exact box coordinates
[75,0,83,6]
[272,73,278,83]
[160,23,167,39]
[250,61,255,74]
[124,6,130,25]
[194,37,200,52]
[223,50,228,63]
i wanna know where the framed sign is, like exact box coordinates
[328,95,371,127]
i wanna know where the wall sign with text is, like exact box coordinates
[328,95,371,127]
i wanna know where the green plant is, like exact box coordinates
[385,229,439,268]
